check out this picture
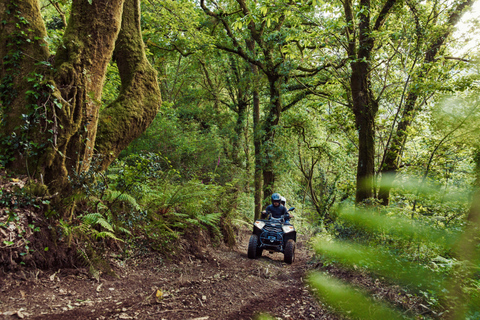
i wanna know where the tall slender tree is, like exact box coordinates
[377,0,474,205]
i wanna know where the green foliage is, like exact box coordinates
[63,152,240,256]
[121,104,237,183]
[58,212,122,247]
[101,62,121,109]
[309,179,480,319]
[307,273,405,320]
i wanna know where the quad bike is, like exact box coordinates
[247,207,296,264]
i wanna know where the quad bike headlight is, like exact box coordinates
[254,220,265,229]
[282,225,295,233]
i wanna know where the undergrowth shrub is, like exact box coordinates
[62,152,240,264]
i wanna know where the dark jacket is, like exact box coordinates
[265,204,288,218]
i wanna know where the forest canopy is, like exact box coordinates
[1,0,480,318]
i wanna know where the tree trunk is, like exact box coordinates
[45,0,125,194]
[262,75,282,199]
[247,40,263,220]
[95,0,161,169]
[351,62,378,203]
[344,0,395,203]
[0,0,51,173]
[378,92,416,204]
[0,0,161,207]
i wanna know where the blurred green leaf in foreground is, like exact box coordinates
[307,189,480,319]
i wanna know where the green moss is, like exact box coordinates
[23,181,49,197]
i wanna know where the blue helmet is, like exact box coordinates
[271,193,281,202]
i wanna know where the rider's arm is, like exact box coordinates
[261,210,267,219]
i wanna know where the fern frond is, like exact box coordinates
[82,212,103,225]
[96,231,122,241]
[103,190,122,201]
[117,226,132,235]
[96,217,115,232]
[199,212,222,227]
[168,212,189,219]
[103,190,141,210]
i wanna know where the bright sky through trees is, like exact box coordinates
[452,0,480,55]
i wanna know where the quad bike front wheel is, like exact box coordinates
[256,246,263,257]
[247,234,259,259]
[284,239,295,264]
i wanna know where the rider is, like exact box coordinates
[262,193,288,219]
[279,196,293,223]
[280,196,286,207]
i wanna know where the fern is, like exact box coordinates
[96,217,115,232]
[82,212,103,225]
[116,226,132,235]
[102,190,140,211]
[95,231,121,241]
[198,212,222,227]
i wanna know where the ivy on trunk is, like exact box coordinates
[0,0,161,210]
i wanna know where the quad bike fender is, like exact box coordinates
[284,231,296,243]
[252,225,263,237]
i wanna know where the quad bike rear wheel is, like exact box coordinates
[248,234,259,259]
[284,239,295,264]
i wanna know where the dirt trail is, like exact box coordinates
[0,229,336,320]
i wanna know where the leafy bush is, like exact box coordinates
[64,152,239,256]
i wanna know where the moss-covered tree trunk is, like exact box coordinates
[95,0,161,169]
[0,0,161,207]
[44,0,126,194]
[0,0,51,173]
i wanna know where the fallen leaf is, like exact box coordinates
[96,283,103,292]
[156,289,163,302]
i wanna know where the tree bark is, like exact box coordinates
[0,0,51,173]
[0,0,161,206]
[45,0,125,193]
[262,74,282,198]
[351,62,378,202]
[247,40,263,220]
[253,88,263,219]
[95,0,161,169]
[348,0,377,203]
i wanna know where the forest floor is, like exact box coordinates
[0,172,429,319]
[0,226,429,320]
[0,227,340,320]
